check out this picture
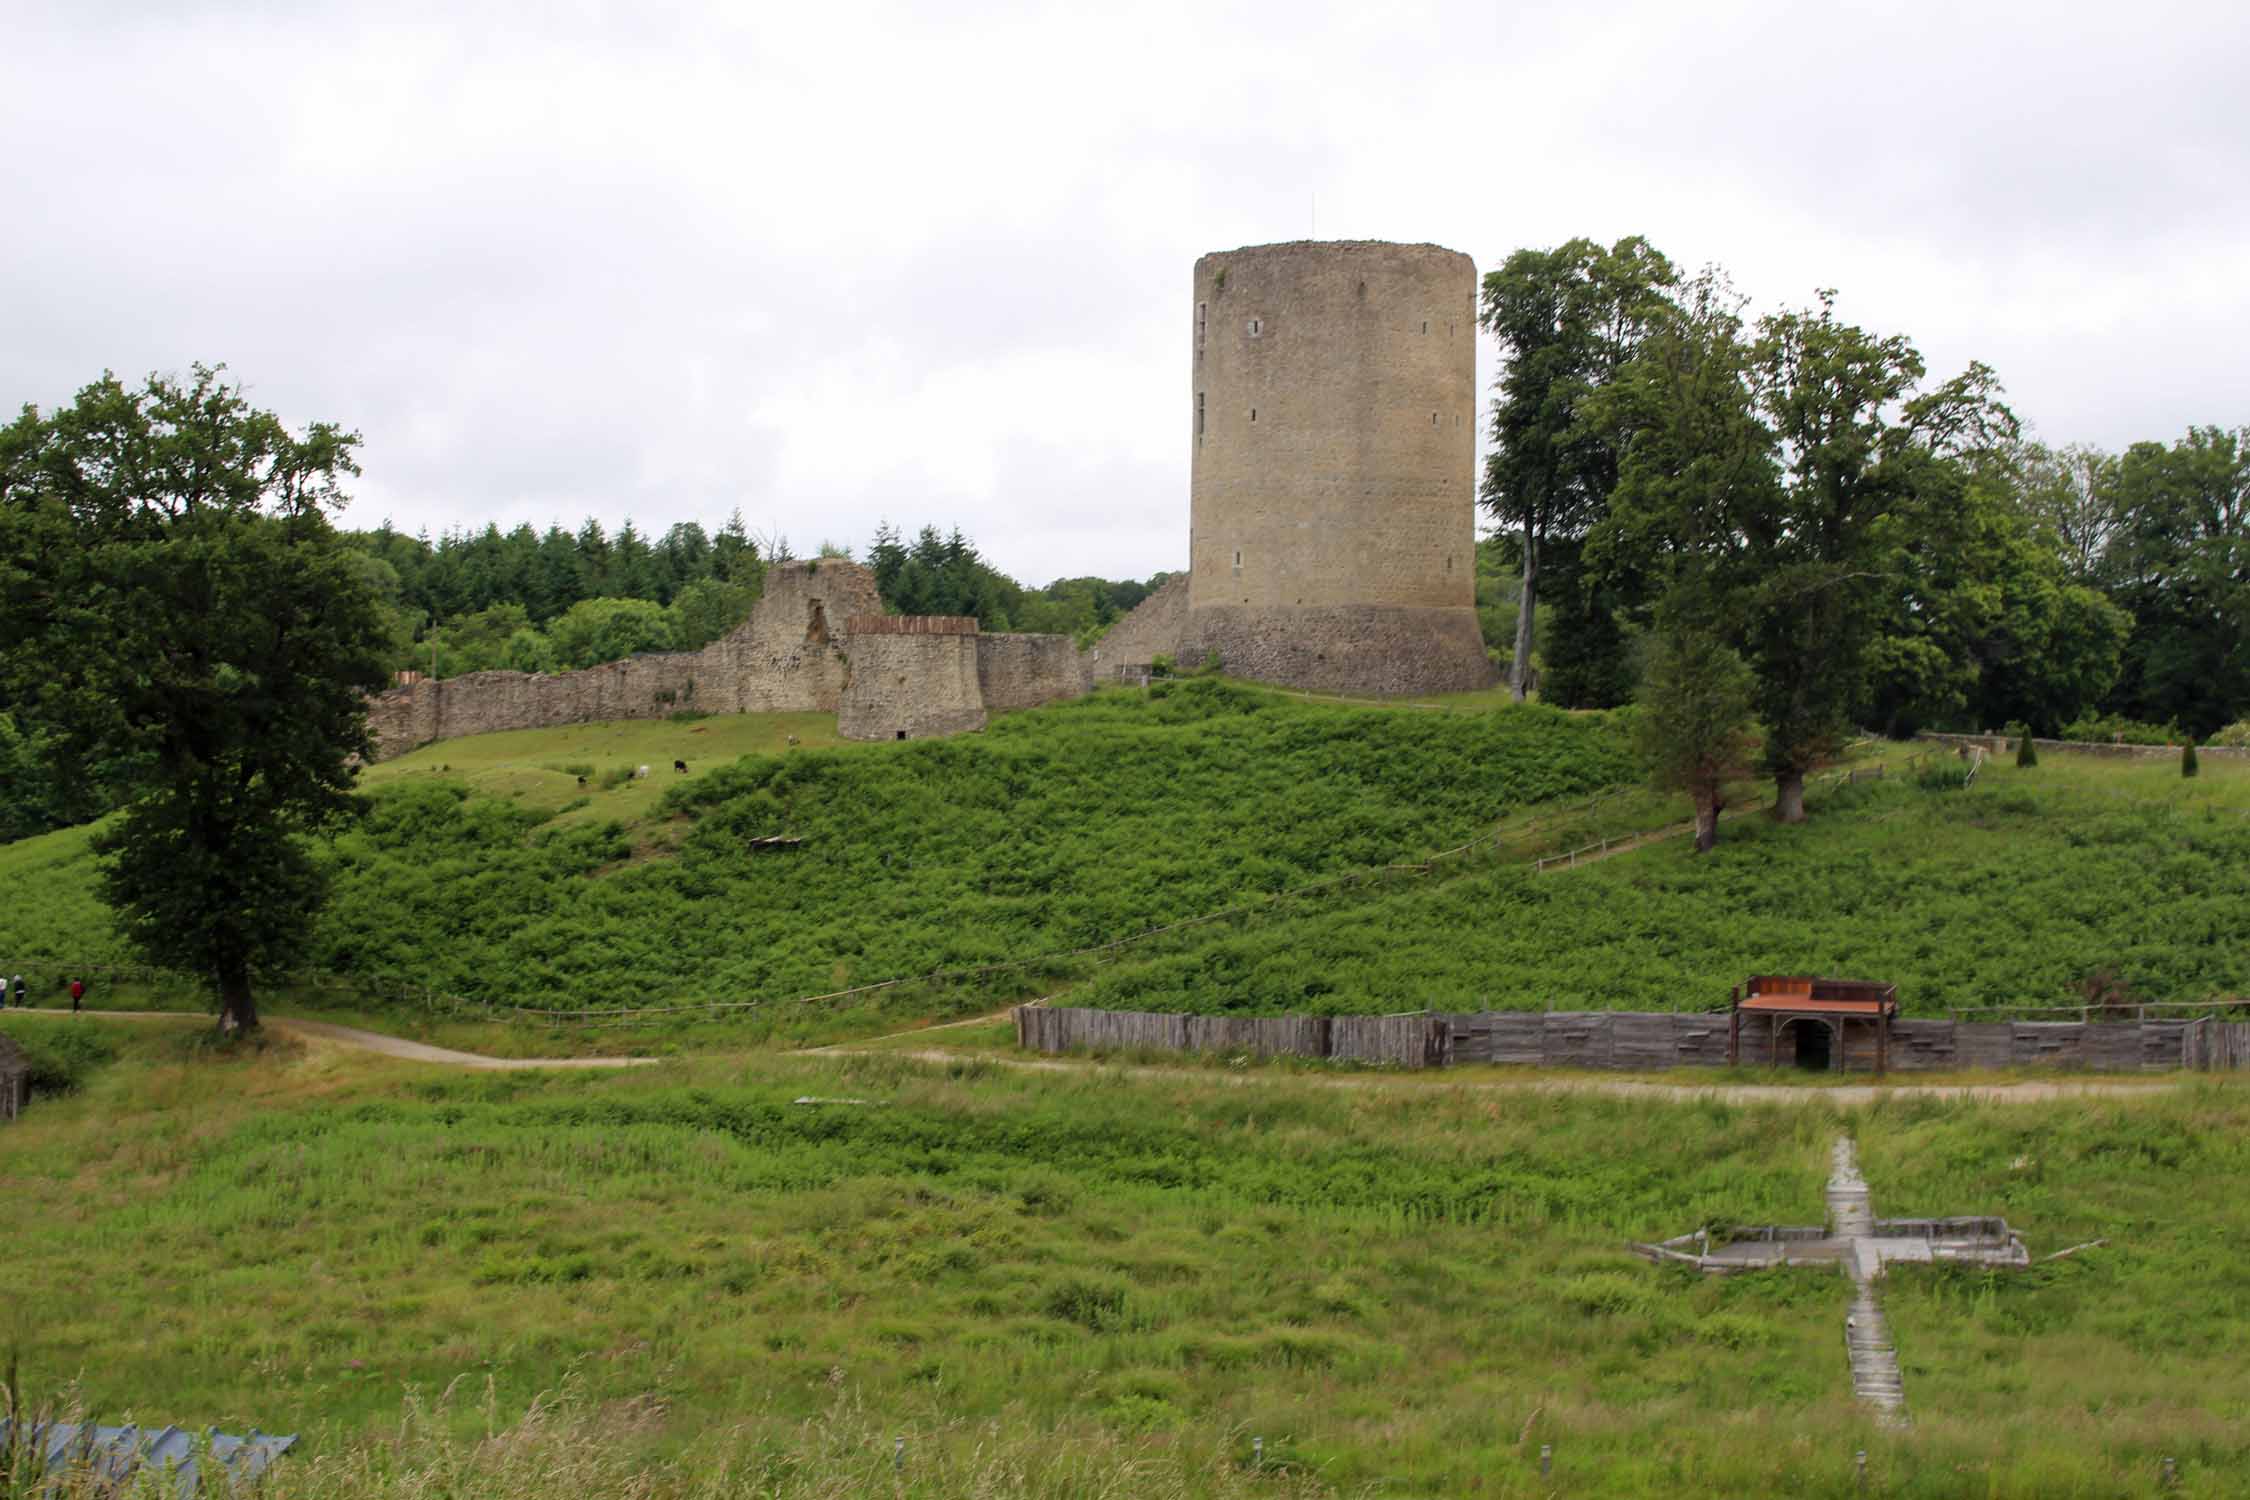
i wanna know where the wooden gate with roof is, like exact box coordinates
[1729,976,1899,1074]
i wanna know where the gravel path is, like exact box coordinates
[26,1007,2190,1100]
[12,1008,660,1070]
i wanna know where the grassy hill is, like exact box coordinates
[0,682,1637,1028]
[1072,752,2250,1017]
[3,1015,2244,1495]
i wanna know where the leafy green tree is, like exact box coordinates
[503,627,556,675]
[2100,426,2249,735]
[1859,454,2128,735]
[1479,236,1677,701]
[2183,741,2199,778]
[1633,624,1760,853]
[546,596,676,669]
[668,576,757,651]
[0,365,391,1029]
[2017,729,2038,768]
[2016,441,2121,582]
[1601,280,2015,820]
[426,602,534,677]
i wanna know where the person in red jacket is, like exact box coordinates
[68,976,84,1013]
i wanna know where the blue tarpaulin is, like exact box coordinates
[0,1419,297,1496]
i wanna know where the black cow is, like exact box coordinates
[674,760,688,773]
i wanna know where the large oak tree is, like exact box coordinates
[1596,279,2015,819]
[0,366,390,1030]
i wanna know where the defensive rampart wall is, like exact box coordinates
[976,632,1093,711]
[367,561,1092,759]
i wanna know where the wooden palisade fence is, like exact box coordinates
[1016,1005,2250,1074]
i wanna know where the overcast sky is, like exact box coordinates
[7,1,2246,586]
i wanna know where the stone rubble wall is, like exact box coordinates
[838,631,988,741]
[1915,731,2248,760]
[976,632,1094,712]
[366,560,888,760]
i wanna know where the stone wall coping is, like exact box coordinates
[845,614,980,636]
[1915,731,2248,759]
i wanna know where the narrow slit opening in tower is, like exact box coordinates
[806,601,828,645]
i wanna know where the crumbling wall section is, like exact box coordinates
[698,560,883,714]
[364,560,885,760]
[975,632,1091,711]
[1082,572,1189,679]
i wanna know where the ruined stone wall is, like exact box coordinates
[695,560,883,714]
[1081,572,1189,677]
[976,632,1092,711]
[365,559,884,760]
[838,620,987,740]
[364,652,707,755]
[1184,240,1495,696]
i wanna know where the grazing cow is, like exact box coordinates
[635,764,649,779]
[786,735,799,747]
[576,775,587,788]
[674,759,688,773]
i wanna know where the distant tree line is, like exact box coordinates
[1479,236,2248,756]
[341,516,1166,683]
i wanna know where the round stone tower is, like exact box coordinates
[1182,240,1495,696]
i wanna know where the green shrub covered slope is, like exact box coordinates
[0,682,1636,1014]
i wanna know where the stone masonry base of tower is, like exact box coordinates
[1181,601,1496,697]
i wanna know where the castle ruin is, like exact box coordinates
[368,240,1496,758]
[1172,240,1495,696]
[364,561,1088,759]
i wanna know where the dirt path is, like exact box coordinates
[15,1008,660,1071]
[30,1006,2190,1102]
[851,1043,2183,1106]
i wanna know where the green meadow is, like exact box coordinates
[1,1016,2244,1497]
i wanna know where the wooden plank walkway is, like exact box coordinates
[1828,1138,1908,1424]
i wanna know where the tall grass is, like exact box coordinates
[3,1031,2245,1494]
[1071,755,2250,1015]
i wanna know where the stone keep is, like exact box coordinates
[1182,240,1495,696]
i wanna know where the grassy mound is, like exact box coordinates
[0,683,1636,1018]
[1071,752,2250,1015]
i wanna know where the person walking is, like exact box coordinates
[9,974,22,1009]
[69,976,85,1013]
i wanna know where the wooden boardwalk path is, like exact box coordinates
[1828,1138,1908,1423]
